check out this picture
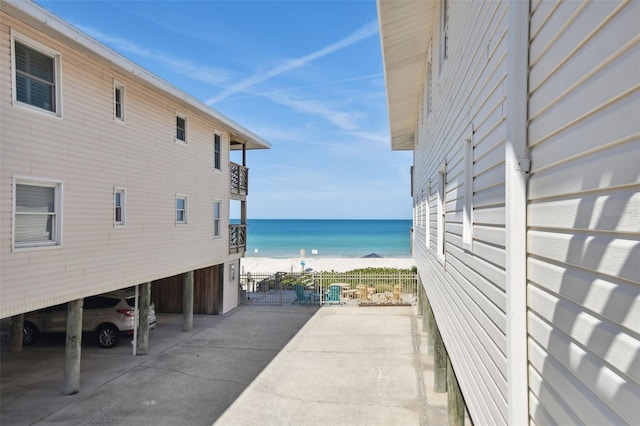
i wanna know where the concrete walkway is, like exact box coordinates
[215,306,447,426]
[1,304,448,425]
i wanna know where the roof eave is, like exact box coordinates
[377,0,435,152]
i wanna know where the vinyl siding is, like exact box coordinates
[0,13,245,317]
[527,1,640,424]
[413,1,509,424]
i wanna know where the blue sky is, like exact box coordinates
[37,0,413,219]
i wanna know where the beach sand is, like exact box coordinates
[240,256,415,274]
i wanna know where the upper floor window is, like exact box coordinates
[13,176,63,249]
[440,0,449,73]
[12,33,61,115]
[213,200,221,237]
[214,133,221,170]
[463,136,474,250]
[437,163,446,259]
[176,115,187,143]
[114,187,126,226]
[176,195,188,224]
[114,81,125,121]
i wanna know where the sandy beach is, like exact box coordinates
[240,256,415,274]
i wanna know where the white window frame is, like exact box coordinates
[425,181,430,249]
[114,187,126,227]
[439,0,449,74]
[463,136,474,251]
[214,133,222,171]
[176,113,187,144]
[11,30,62,117]
[113,80,125,122]
[437,163,446,260]
[176,195,188,224]
[12,175,63,250]
[213,200,222,238]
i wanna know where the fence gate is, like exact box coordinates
[240,272,298,305]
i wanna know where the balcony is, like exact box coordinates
[230,162,248,196]
[229,224,246,254]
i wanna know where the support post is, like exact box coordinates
[433,318,447,393]
[136,282,151,355]
[63,299,83,395]
[183,270,194,332]
[447,356,465,426]
[426,298,435,356]
[10,314,24,352]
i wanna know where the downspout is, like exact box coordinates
[505,1,530,425]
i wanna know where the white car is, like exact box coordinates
[22,288,156,348]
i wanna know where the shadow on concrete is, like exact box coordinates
[1,304,319,425]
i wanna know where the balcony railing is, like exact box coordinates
[229,224,246,254]
[230,162,248,196]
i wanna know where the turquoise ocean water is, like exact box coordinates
[241,219,412,258]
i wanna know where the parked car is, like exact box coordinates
[22,288,157,348]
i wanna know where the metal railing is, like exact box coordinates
[229,224,246,254]
[230,162,248,196]
[240,271,417,306]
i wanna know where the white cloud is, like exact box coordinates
[77,25,231,87]
[206,19,379,104]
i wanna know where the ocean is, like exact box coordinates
[241,219,412,258]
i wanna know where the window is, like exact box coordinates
[176,115,187,143]
[425,181,430,249]
[13,176,62,249]
[114,187,126,226]
[440,0,449,72]
[114,81,125,121]
[214,133,221,170]
[463,137,474,250]
[12,34,61,115]
[176,195,188,224]
[213,200,221,237]
[437,164,446,258]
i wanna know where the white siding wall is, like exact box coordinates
[414,1,510,424]
[527,1,640,423]
[0,14,243,317]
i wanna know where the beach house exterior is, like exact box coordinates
[1,0,269,326]
[378,0,639,424]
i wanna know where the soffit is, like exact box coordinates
[378,0,435,151]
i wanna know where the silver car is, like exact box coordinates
[22,288,157,348]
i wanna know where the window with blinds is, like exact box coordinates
[213,200,221,237]
[176,196,188,224]
[14,40,58,113]
[14,178,62,248]
[214,133,221,170]
[176,115,187,143]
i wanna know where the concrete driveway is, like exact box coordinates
[2,304,450,426]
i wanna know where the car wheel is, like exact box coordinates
[23,322,39,345]
[96,324,119,348]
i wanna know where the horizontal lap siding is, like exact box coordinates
[413,1,509,423]
[527,1,640,424]
[0,15,237,317]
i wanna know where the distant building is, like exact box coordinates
[1,0,269,321]
[379,0,638,424]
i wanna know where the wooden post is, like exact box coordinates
[63,299,83,395]
[447,355,465,426]
[136,282,151,355]
[183,270,194,332]
[10,314,23,352]
[426,297,435,356]
[433,318,447,393]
